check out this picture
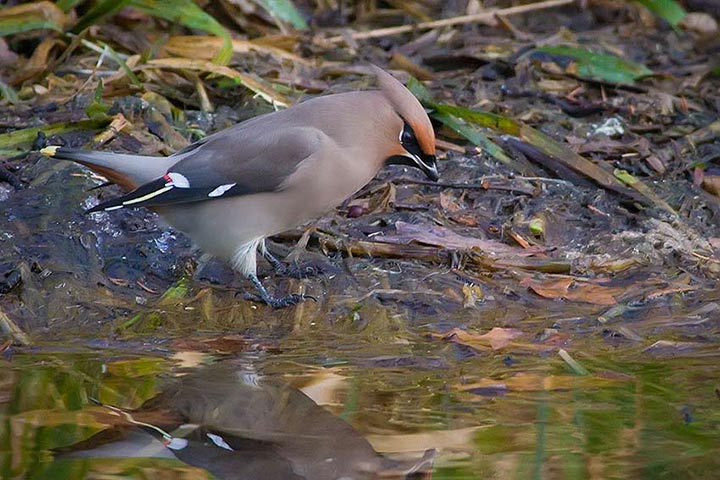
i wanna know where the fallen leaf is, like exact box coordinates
[0,1,66,36]
[439,191,462,212]
[437,327,524,350]
[456,371,629,393]
[529,45,653,86]
[10,38,64,85]
[462,283,484,308]
[679,12,718,36]
[701,175,720,197]
[642,340,718,357]
[381,221,545,256]
[162,35,308,65]
[520,277,625,305]
[366,183,396,214]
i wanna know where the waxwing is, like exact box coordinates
[42,66,438,307]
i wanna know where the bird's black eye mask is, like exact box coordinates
[400,122,424,159]
[384,121,439,181]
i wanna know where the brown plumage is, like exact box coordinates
[41,66,438,308]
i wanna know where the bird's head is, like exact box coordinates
[372,66,439,181]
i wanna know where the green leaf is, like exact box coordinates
[529,218,545,236]
[72,0,232,65]
[130,0,232,64]
[558,349,589,375]
[159,279,189,303]
[257,0,308,30]
[530,45,653,86]
[85,81,110,121]
[0,79,19,105]
[71,0,131,33]
[633,0,687,28]
[0,2,65,36]
[613,169,638,185]
[405,76,434,105]
[0,118,110,149]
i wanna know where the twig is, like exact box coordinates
[352,288,443,303]
[0,165,23,190]
[0,308,30,346]
[325,0,575,43]
[393,177,536,195]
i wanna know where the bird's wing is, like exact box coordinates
[87,126,326,213]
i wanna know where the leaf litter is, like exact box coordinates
[0,0,719,478]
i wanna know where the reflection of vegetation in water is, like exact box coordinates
[0,354,168,478]
[263,320,720,479]
[441,357,720,479]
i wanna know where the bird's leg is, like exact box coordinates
[262,250,289,275]
[244,273,315,309]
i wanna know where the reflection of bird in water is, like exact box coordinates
[63,362,435,479]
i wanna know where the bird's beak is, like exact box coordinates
[416,154,439,181]
[385,152,439,181]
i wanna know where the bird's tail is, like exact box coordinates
[40,146,173,191]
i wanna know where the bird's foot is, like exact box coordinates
[282,263,321,279]
[263,250,289,275]
[263,250,324,279]
[241,291,315,308]
[243,273,316,309]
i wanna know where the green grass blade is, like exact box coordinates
[633,0,687,28]
[72,0,232,65]
[257,0,308,30]
[433,111,536,175]
[130,0,232,64]
[0,119,110,149]
[72,0,131,33]
[55,0,84,12]
[0,2,66,36]
[0,79,19,105]
[433,103,664,210]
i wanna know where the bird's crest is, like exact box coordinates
[371,65,436,157]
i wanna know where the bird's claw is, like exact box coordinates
[239,291,316,309]
[283,264,321,279]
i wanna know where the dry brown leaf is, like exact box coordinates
[437,327,524,350]
[680,12,718,36]
[701,175,720,197]
[162,35,308,65]
[439,191,462,212]
[141,58,291,107]
[462,283,484,308]
[456,371,629,393]
[11,38,65,85]
[366,183,396,214]
[642,340,718,357]
[367,427,481,453]
[0,2,67,35]
[520,277,625,305]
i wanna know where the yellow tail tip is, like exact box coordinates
[40,146,59,157]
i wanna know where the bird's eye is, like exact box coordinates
[401,124,417,147]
